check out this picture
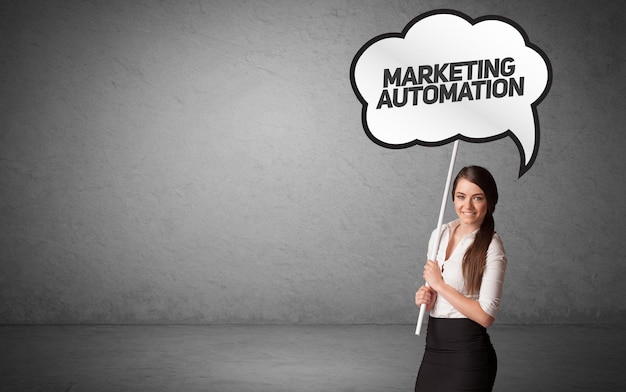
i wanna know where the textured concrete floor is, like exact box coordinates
[1,324,624,391]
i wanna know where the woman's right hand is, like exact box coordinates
[415,285,437,310]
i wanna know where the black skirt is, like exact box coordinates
[415,317,497,392]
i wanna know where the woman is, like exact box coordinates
[414,166,507,392]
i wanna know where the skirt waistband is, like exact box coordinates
[425,317,492,352]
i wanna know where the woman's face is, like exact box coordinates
[453,178,488,229]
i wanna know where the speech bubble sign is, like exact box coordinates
[350,10,552,177]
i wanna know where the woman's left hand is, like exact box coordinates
[423,260,444,291]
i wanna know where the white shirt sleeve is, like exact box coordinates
[477,233,507,318]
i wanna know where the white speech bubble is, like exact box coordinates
[350,10,552,177]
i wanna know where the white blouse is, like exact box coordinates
[428,219,507,319]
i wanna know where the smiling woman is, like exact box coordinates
[414,166,506,392]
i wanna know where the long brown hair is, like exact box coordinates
[452,166,499,295]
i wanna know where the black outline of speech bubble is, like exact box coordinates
[349,9,553,178]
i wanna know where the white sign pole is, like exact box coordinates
[415,140,460,336]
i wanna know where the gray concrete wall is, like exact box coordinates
[1,0,624,324]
